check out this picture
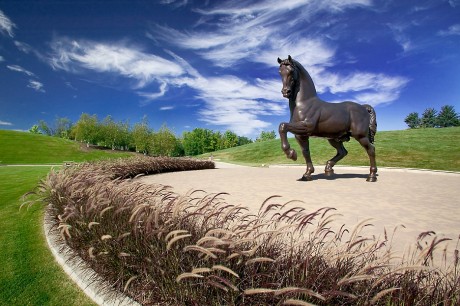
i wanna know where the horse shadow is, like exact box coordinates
[298,173,377,181]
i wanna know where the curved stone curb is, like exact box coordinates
[44,206,140,306]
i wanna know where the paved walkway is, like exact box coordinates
[140,162,460,256]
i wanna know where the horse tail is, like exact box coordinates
[364,104,377,143]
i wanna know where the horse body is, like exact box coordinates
[277,55,377,182]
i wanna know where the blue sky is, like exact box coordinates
[1,0,459,138]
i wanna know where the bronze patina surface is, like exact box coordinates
[277,55,378,182]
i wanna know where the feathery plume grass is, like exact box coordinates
[26,155,460,305]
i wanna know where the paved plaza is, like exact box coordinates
[140,162,460,255]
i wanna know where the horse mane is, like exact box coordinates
[290,58,317,97]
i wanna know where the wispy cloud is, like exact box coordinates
[138,82,169,104]
[0,55,4,62]
[0,120,13,126]
[48,38,185,98]
[154,0,371,68]
[49,39,183,80]
[159,0,189,8]
[438,24,460,36]
[0,9,15,37]
[14,40,33,53]
[159,106,175,111]
[6,64,36,77]
[171,73,286,135]
[315,71,410,106]
[27,80,46,93]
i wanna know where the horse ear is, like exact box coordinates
[288,55,292,62]
[277,57,282,64]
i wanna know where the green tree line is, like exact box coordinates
[404,105,459,129]
[29,114,277,156]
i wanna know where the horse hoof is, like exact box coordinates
[288,149,297,161]
[298,175,313,181]
[366,176,377,182]
[325,169,334,176]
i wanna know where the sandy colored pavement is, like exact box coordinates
[139,162,460,254]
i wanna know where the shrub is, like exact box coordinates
[26,156,460,305]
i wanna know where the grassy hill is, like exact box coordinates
[0,130,132,164]
[201,127,460,171]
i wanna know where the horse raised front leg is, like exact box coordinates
[278,122,297,161]
[295,135,315,181]
[279,120,314,162]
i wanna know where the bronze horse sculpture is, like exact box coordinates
[277,55,377,182]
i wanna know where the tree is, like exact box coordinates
[29,125,40,134]
[238,136,253,146]
[420,108,438,128]
[152,124,178,156]
[54,117,72,139]
[182,128,208,156]
[437,105,459,127]
[100,116,130,150]
[131,116,151,155]
[73,113,100,146]
[38,120,52,136]
[256,130,277,142]
[404,112,420,129]
[222,130,239,149]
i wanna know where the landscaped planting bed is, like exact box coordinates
[26,156,459,305]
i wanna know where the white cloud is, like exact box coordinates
[314,70,409,106]
[0,120,13,126]
[0,9,15,37]
[173,73,286,136]
[49,38,184,86]
[438,24,460,36]
[0,55,4,62]
[160,0,189,7]
[387,23,413,52]
[159,106,175,111]
[151,0,371,68]
[138,82,168,104]
[6,64,36,77]
[14,41,32,53]
[27,80,46,93]
[255,38,336,69]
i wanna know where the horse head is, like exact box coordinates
[277,55,299,99]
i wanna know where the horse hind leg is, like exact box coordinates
[355,136,377,182]
[325,139,348,176]
[295,135,314,181]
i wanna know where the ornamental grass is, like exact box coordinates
[25,156,459,305]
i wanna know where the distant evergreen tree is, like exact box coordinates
[437,105,459,127]
[404,112,420,129]
[420,108,438,128]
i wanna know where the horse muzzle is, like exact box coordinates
[281,88,291,98]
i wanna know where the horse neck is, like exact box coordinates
[297,70,317,101]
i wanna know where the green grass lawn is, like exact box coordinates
[0,166,94,305]
[0,130,132,164]
[201,127,460,171]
